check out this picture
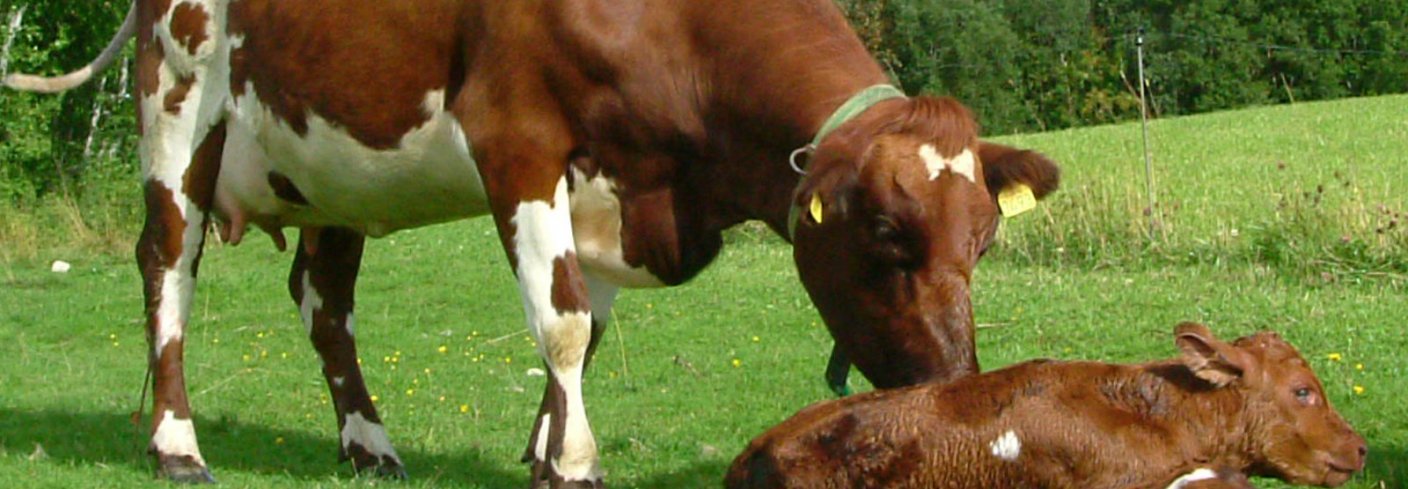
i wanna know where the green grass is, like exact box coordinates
[2,95,1406,488]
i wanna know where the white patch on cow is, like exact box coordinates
[919,144,976,183]
[332,376,345,388]
[153,268,196,358]
[345,312,356,337]
[222,88,488,238]
[151,409,206,465]
[298,271,322,336]
[988,430,1021,461]
[510,178,601,481]
[1166,468,1218,489]
[533,413,551,461]
[568,168,665,288]
[341,411,402,465]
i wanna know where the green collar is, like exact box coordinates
[787,84,907,239]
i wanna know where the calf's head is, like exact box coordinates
[1176,322,1367,487]
[791,96,1058,387]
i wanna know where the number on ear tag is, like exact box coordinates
[809,193,824,224]
[997,183,1037,218]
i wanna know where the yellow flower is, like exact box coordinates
[504,357,513,364]
[370,395,380,403]
[751,336,760,343]
[275,437,284,445]
[257,332,265,339]
[437,345,448,354]
[242,354,252,362]
[1326,353,1343,362]
[438,396,446,402]
[731,358,742,368]
[405,388,415,396]
[1353,385,1365,395]
[459,404,470,413]
[1355,363,1364,371]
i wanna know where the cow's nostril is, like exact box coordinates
[1358,444,1368,458]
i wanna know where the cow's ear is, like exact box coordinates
[1175,322,1250,387]
[979,141,1060,201]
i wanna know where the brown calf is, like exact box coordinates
[727,323,1366,489]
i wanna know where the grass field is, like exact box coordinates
[2,95,1406,488]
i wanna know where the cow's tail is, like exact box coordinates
[4,2,137,93]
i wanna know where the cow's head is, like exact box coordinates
[1175,323,1367,487]
[791,96,1058,388]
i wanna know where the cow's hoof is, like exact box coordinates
[351,458,407,480]
[346,444,407,479]
[156,454,216,484]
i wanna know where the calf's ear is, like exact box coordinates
[979,141,1061,200]
[1175,322,1251,387]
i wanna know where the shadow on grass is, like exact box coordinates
[1363,443,1405,488]
[631,459,731,489]
[0,408,522,486]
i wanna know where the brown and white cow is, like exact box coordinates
[9,0,1059,486]
[725,323,1368,489]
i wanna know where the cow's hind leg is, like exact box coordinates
[288,227,406,478]
[138,122,225,483]
[135,1,232,481]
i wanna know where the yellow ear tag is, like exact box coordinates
[997,183,1037,218]
[809,193,825,224]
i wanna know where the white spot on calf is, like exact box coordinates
[341,411,402,465]
[988,430,1020,461]
[533,413,551,461]
[154,267,196,359]
[151,409,206,465]
[919,144,976,183]
[1166,468,1218,489]
[332,376,345,387]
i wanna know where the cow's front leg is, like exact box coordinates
[523,275,618,487]
[477,142,602,487]
[288,227,406,478]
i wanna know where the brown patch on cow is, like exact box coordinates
[223,0,464,148]
[163,74,195,114]
[169,2,210,57]
[266,172,310,205]
[152,338,193,420]
[183,122,226,212]
[550,253,590,314]
[135,0,173,100]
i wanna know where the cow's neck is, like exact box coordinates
[1135,363,1260,474]
[692,0,890,238]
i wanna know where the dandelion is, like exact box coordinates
[424,368,432,375]
[405,388,415,396]
[459,404,470,413]
[751,336,760,343]
[504,356,513,364]
[1353,385,1365,395]
[1327,353,1343,362]
[280,352,289,359]
[109,334,117,340]
[370,395,380,403]
[213,338,219,344]
[257,332,265,339]
[731,358,742,368]
[1355,363,1364,371]
[437,345,448,354]
[356,357,363,365]
[438,396,446,402]
[242,354,252,362]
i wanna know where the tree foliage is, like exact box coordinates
[844,0,1408,134]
